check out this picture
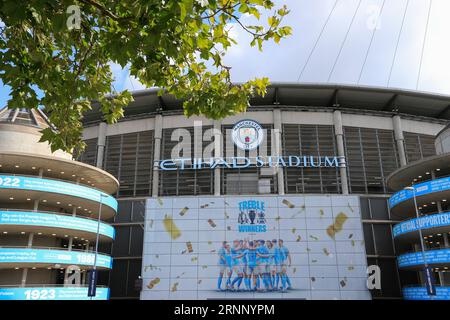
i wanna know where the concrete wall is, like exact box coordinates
[0,124,71,159]
[83,111,444,139]
[435,126,450,155]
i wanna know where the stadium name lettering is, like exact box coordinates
[158,156,346,171]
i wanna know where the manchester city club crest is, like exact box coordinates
[237,200,267,233]
[232,120,264,150]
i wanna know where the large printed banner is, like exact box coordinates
[389,177,450,209]
[0,248,112,269]
[0,210,115,239]
[0,287,109,300]
[393,212,450,237]
[403,287,450,300]
[0,175,117,211]
[398,248,450,268]
[141,195,371,300]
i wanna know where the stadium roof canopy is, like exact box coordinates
[82,83,450,124]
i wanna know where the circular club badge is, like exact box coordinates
[232,119,264,150]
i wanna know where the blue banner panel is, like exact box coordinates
[398,249,450,268]
[393,212,450,237]
[0,210,114,239]
[0,248,112,269]
[389,177,450,209]
[403,287,450,300]
[0,175,117,211]
[0,287,109,300]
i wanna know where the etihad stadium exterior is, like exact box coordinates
[1,83,450,300]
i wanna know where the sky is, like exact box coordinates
[1,0,450,108]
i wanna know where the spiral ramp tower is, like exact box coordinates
[388,124,450,300]
[0,108,118,300]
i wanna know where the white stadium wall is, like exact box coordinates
[141,195,371,300]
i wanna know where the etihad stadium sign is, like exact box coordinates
[158,155,346,171]
[158,119,346,171]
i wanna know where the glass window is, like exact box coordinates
[373,224,394,256]
[283,124,339,194]
[344,127,399,194]
[159,127,214,196]
[102,131,154,197]
[369,198,389,220]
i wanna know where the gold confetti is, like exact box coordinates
[275,216,281,221]
[347,202,354,212]
[348,233,353,239]
[208,241,212,245]
[148,220,154,229]
[291,228,296,234]
[208,219,217,228]
[340,280,346,287]
[296,235,301,242]
[326,212,348,239]
[144,264,161,272]
[348,266,354,271]
[163,215,181,240]
[309,235,319,241]
[171,282,179,292]
[282,199,295,208]
[147,278,160,289]
[186,241,193,253]
[319,209,324,217]
[176,272,186,279]
[191,257,198,262]
[201,265,208,269]
[351,240,356,247]
[200,204,209,209]
[179,207,189,216]
[323,248,330,256]
[290,205,305,218]
[157,198,163,206]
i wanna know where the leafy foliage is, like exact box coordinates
[0,0,291,154]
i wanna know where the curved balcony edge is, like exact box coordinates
[0,286,109,300]
[0,174,117,212]
[398,248,450,269]
[403,286,450,300]
[0,209,115,240]
[393,211,450,238]
[0,247,113,269]
[389,176,450,210]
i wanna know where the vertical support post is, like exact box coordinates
[393,115,407,166]
[273,109,285,195]
[214,120,222,196]
[333,111,349,195]
[152,114,163,197]
[96,122,107,169]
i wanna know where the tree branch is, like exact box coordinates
[77,0,133,21]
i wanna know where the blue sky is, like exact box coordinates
[1,0,450,108]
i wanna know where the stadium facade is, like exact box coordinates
[2,83,448,300]
[77,83,450,300]
[0,107,118,300]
